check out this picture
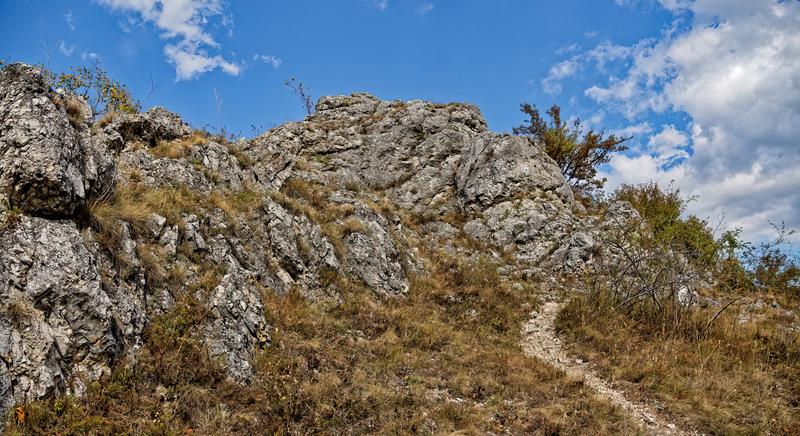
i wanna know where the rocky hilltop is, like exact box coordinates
[0,64,648,432]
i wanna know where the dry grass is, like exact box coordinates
[0,205,22,233]
[271,177,359,227]
[225,143,253,168]
[87,183,265,280]
[6,249,639,435]
[150,130,207,159]
[64,97,85,128]
[241,252,638,434]
[88,183,200,238]
[4,293,35,326]
[556,288,800,434]
[95,110,117,128]
[208,189,262,219]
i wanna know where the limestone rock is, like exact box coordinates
[0,216,122,411]
[104,107,192,146]
[0,64,86,216]
[456,133,573,212]
[343,214,409,297]
[269,94,487,213]
[203,269,270,382]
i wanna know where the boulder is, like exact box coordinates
[456,133,573,212]
[104,107,192,146]
[270,93,487,213]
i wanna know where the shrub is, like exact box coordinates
[513,103,629,195]
[613,182,719,268]
[49,62,140,118]
[720,224,800,298]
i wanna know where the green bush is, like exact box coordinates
[613,182,719,268]
[611,182,799,299]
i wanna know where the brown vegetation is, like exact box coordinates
[5,250,639,434]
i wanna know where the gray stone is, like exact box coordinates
[0,216,122,410]
[343,218,409,297]
[456,133,573,212]
[203,269,270,382]
[105,107,192,146]
[0,65,86,216]
[159,225,179,256]
[147,214,167,238]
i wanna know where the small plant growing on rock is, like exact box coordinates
[285,77,315,115]
[50,61,140,118]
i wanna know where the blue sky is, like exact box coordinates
[2,0,799,243]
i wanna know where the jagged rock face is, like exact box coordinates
[104,107,192,147]
[0,63,622,416]
[0,65,89,216]
[0,216,122,413]
[456,133,574,211]
[204,269,271,382]
[261,94,488,214]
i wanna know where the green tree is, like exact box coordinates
[513,103,629,195]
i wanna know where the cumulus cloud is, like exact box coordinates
[585,0,800,241]
[542,59,580,94]
[612,121,654,138]
[95,0,240,80]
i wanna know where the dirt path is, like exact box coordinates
[521,300,688,435]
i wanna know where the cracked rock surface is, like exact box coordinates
[0,63,640,418]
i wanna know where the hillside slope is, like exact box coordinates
[5,63,791,434]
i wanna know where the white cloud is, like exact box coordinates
[64,9,76,30]
[646,124,689,166]
[542,59,580,94]
[96,0,240,80]
[59,41,75,56]
[164,42,241,80]
[81,51,99,61]
[542,41,644,96]
[556,43,580,55]
[253,54,282,69]
[416,2,435,16]
[587,0,800,242]
[612,121,654,138]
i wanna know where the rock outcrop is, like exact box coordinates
[0,63,634,415]
[0,64,113,217]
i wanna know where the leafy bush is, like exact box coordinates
[613,182,719,268]
[513,103,629,195]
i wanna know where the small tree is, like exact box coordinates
[50,62,140,117]
[513,103,629,195]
